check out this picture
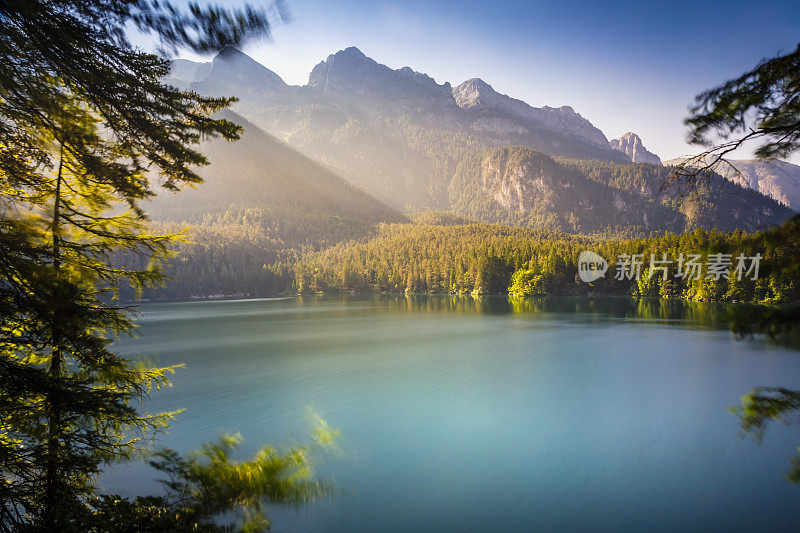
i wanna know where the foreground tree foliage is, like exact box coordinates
[673,40,800,481]
[685,43,800,162]
[669,42,800,193]
[0,1,334,530]
[87,423,337,532]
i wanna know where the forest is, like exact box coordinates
[128,209,799,305]
[292,217,800,304]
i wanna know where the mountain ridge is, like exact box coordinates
[664,156,800,211]
[167,46,632,209]
[452,78,610,149]
[450,146,793,234]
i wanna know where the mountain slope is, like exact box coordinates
[450,147,793,234]
[452,78,610,149]
[147,109,405,245]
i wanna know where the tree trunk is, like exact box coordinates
[44,142,64,529]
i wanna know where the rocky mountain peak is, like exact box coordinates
[216,45,248,60]
[308,46,370,88]
[609,132,661,164]
[452,78,496,108]
[307,46,454,105]
[341,46,367,59]
[208,46,286,90]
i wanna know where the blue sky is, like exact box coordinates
[168,0,800,161]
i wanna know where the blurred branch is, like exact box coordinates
[664,43,800,195]
[131,0,293,55]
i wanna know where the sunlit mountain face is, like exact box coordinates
[166,46,629,209]
[162,47,794,235]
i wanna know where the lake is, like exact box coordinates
[105,295,800,531]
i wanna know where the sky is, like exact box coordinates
[163,0,800,162]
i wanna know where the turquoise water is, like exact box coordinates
[107,296,800,531]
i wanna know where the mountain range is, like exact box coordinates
[167,46,632,209]
[161,46,795,237]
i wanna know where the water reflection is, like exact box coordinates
[293,294,800,348]
[510,296,731,326]
[298,294,729,325]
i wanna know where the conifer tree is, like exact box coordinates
[0,1,333,530]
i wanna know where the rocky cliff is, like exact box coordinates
[609,132,661,164]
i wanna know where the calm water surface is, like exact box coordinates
[106,296,800,531]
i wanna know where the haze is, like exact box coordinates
[163,0,800,162]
